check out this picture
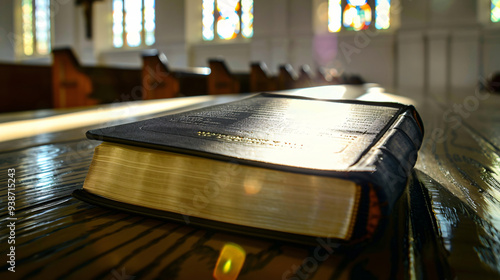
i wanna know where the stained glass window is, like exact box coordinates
[22,0,34,56]
[203,0,254,41]
[241,0,254,38]
[328,0,390,32]
[202,0,215,40]
[493,0,500,23]
[328,0,342,32]
[113,0,124,48]
[113,0,155,48]
[375,0,390,29]
[144,0,156,46]
[343,0,372,31]
[21,0,51,56]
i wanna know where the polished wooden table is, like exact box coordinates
[0,86,499,279]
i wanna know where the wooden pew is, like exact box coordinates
[208,59,239,94]
[315,67,341,86]
[142,52,179,99]
[297,65,346,88]
[340,73,365,85]
[142,51,208,99]
[174,67,210,96]
[208,59,250,94]
[278,64,298,90]
[487,72,500,93]
[250,62,277,92]
[52,49,96,108]
[0,63,52,113]
[52,48,142,108]
[295,65,314,89]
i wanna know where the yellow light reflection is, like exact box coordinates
[243,176,262,195]
[223,259,232,273]
[213,243,246,280]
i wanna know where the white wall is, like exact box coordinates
[0,0,499,93]
[0,0,15,62]
[483,30,500,80]
[395,0,500,101]
[52,0,95,65]
[52,0,76,49]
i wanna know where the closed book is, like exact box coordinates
[73,93,424,244]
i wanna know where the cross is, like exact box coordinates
[76,0,102,39]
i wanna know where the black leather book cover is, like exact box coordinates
[80,93,424,242]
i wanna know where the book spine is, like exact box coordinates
[357,107,424,214]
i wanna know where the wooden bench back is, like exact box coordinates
[278,64,298,90]
[250,62,277,92]
[295,65,314,89]
[142,52,179,100]
[208,59,240,95]
[142,51,209,98]
[52,48,95,108]
[52,48,142,108]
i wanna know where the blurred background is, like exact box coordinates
[0,0,498,103]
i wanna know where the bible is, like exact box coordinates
[73,93,424,244]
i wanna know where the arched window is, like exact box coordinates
[202,0,254,41]
[328,0,391,32]
[492,0,500,22]
[21,0,51,56]
[112,0,156,48]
